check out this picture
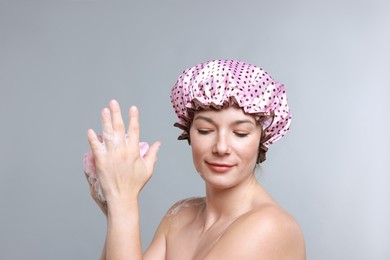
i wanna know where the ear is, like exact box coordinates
[257,142,268,164]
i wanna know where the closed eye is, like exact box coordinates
[198,129,212,135]
[234,132,249,137]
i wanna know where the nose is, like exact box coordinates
[212,133,231,155]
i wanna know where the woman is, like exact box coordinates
[84,60,306,259]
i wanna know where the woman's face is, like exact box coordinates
[189,106,262,189]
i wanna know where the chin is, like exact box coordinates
[199,172,240,190]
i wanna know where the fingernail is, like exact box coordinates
[87,129,95,137]
[102,108,110,115]
[110,99,118,106]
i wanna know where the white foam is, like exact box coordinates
[103,132,121,148]
[166,197,204,216]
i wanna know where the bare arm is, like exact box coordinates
[105,198,142,259]
[104,195,168,260]
[86,100,161,260]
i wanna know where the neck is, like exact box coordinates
[202,174,264,229]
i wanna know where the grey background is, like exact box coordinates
[1,0,389,259]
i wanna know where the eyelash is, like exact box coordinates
[234,132,249,138]
[197,129,249,137]
[198,129,211,135]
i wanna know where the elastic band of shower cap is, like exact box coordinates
[170,59,292,162]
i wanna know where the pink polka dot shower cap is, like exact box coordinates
[170,59,292,162]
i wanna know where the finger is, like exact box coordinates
[127,106,140,149]
[144,141,161,172]
[91,181,102,201]
[89,180,97,198]
[101,108,114,148]
[109,100,126,135]
[83,169,95,185]
[84,171,97,199]
[89,180,108,216]
[87,129,103,155]
[84,170,93,186]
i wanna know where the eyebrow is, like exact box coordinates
[193,115,256,126]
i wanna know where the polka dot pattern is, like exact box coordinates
[170,59,292,150]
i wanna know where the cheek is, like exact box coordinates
[190,135,213,175]
[240,138,260,163]
[189,130,206,158]
[191,141,203,162]
[191,145,203,174]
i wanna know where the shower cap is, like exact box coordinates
[170,59,292,163]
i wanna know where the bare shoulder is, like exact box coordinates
[166,197,205,217]
[152,197,205,234]
[205,204,306,260]
[238,204,305,245]
[144,197,205,259]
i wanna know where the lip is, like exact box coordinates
[206,162,235,173]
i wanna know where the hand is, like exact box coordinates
[86,100,160,203]
[84,171,108,217]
